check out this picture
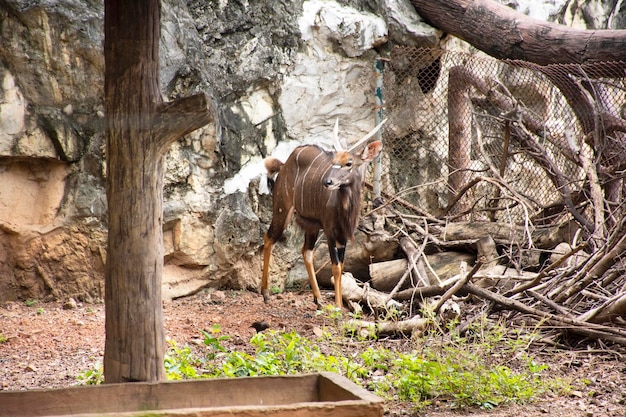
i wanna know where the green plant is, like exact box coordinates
[165,339,205,380]
[201,324,229,360]
[0,334,7,344]
[24,299,37,307]
[396,317,566,410]
[77,361,104,385]
[315,304,344,332]
[76,315,566,412]
[214,330,343,377]
[203,317,563,410]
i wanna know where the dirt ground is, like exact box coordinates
[1,288,625,416]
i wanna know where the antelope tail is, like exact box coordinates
[264,157,283,193]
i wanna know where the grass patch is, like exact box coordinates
[77,361,104,385]
[78,315,568,411]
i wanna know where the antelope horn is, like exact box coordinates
[348,118,387,152]
[332,118,344,151]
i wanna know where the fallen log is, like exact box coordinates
[337,272,402,313]
[314,229,397,286]
[437,221,575,249]
[345,314,429,338]
[369,252,475,292]
[369,259,410,290]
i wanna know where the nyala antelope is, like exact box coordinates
[261,120,385,308]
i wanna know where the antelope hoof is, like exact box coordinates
[262,289,271,304]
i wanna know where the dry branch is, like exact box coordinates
[357,178,625,346]
[432,261,481,314]
[393,278,457,302]
[398,235,429,287]
[338,272,402,313]
[551,232,626,304]
[463,283,626,345]
[392,265,537,303]
[346,315,429,338]
[504,243,586,297]
[369,252,474,292]
[578,292,626,324]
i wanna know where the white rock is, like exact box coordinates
[299,0,387,57]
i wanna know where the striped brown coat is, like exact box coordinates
[261,141,383,308]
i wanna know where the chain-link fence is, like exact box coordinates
[377,46,626,227]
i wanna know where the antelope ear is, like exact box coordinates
[360,141,383,162]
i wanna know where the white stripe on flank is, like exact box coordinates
[293,147,307,199]
[298,150,325,208]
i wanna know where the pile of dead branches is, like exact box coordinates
[338,194,626,347]
[338,58,626,347]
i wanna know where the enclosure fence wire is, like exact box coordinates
[374,46,626,226]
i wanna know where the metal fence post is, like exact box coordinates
[373,58,385,201]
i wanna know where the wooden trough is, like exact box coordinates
[0,372,384,417]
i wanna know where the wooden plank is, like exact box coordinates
[318,372,383,404]
[0,373,383,417]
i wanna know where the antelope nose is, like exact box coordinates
[324,178,334,187]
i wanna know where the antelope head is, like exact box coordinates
[324,118,386,190]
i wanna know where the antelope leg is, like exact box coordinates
[329,243,345,308]
[331,263,343,308]
[303,231,323,308]
[302,248,322,308]
[261,233,274,303]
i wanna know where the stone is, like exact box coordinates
[378,0,440,47]
[63,298,78,310]
[299,1,388,58]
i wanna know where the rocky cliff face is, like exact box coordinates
[0,0,438,301]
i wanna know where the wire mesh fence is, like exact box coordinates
[376,46,626,227]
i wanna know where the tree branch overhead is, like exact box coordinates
[410,0,626,64]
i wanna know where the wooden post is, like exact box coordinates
[103,0,212,383]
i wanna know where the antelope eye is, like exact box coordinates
[345,161,353,168]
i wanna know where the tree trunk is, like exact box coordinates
[104,0,212,383]
[447,66,474,217]
[409,0,626,65]
[438,221,575,249]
